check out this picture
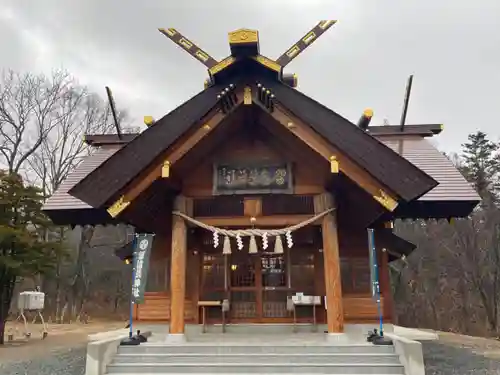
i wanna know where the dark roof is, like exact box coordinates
[375,229,417,261]
[261,79,439,202]
[44,127,479,226]
[69,84,224,208]
[368,124,443,137]
[115,241,134,261]
[69,64,438,209]
[84,134,138,146]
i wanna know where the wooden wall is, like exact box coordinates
[134,226,394,323]
[133,230,201,322]
[182,130,329,197]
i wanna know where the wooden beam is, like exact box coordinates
[192,215,319,227]
[169,196,189,335]
[243,198,262,217]
[268,104,400,211]
[107,92,243,218]
[183,184,324,197]
[314,193,343,333]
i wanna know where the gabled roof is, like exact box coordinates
[43,146,121,211]
[69,73,438,210]
[368,124,443,137]
[44,126,479,226]
[261,79,438,202]
[69,84,224,208]
[42,145,122,226]
[380,137,479,202]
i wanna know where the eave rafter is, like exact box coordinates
[107,87,244,218]
[252,93,399,212]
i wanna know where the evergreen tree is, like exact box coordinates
[0,171,65,344]
[460,131,500,204]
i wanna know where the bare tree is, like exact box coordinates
[2,69,132,323]
[439,210,500,334]
[0,69,76,174]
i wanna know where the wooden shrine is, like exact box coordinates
[43,22,480,335]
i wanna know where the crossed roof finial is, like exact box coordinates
[158,21,337,84]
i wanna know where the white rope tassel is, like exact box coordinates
[236,233,243,250]
[274,235,284,254]
[262,232,269,250]
[213,231,219,248]
[285,230,293,248]
[222,236,231,255]
[249,235,258,254]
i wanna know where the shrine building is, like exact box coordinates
[43,22,480,337]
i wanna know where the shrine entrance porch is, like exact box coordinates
[129,322,394,342]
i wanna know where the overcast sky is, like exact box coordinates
[1,0,498,153]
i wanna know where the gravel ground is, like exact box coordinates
[0,346,86,375]
[2,341,500,374]
[423,341,500,375]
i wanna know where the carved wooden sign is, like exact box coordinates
[213,163,293,195]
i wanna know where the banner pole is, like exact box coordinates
[368,228,384,336]
[128,234,137,339]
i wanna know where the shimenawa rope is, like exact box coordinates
[172,208,335,237]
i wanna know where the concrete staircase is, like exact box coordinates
[106,342,405,374]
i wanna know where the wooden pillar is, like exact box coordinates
[169,195,188,335]
[314,193,344,333]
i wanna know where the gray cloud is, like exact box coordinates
[1,0,499,153]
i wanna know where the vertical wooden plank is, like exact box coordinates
[190,250,201,324]
[315,193,344,333]
[255,256,263,322]
[380,249,394,322]
[244,197,262,217]
[133,303,139,321]
[314,250,326,323]
[169,195,188,334]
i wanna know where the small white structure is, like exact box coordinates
[9,290,48,341]
[18,291,45,310]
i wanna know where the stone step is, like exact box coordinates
[106,362,405,374]
[112,352,401,365]
[117,344,395,355]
